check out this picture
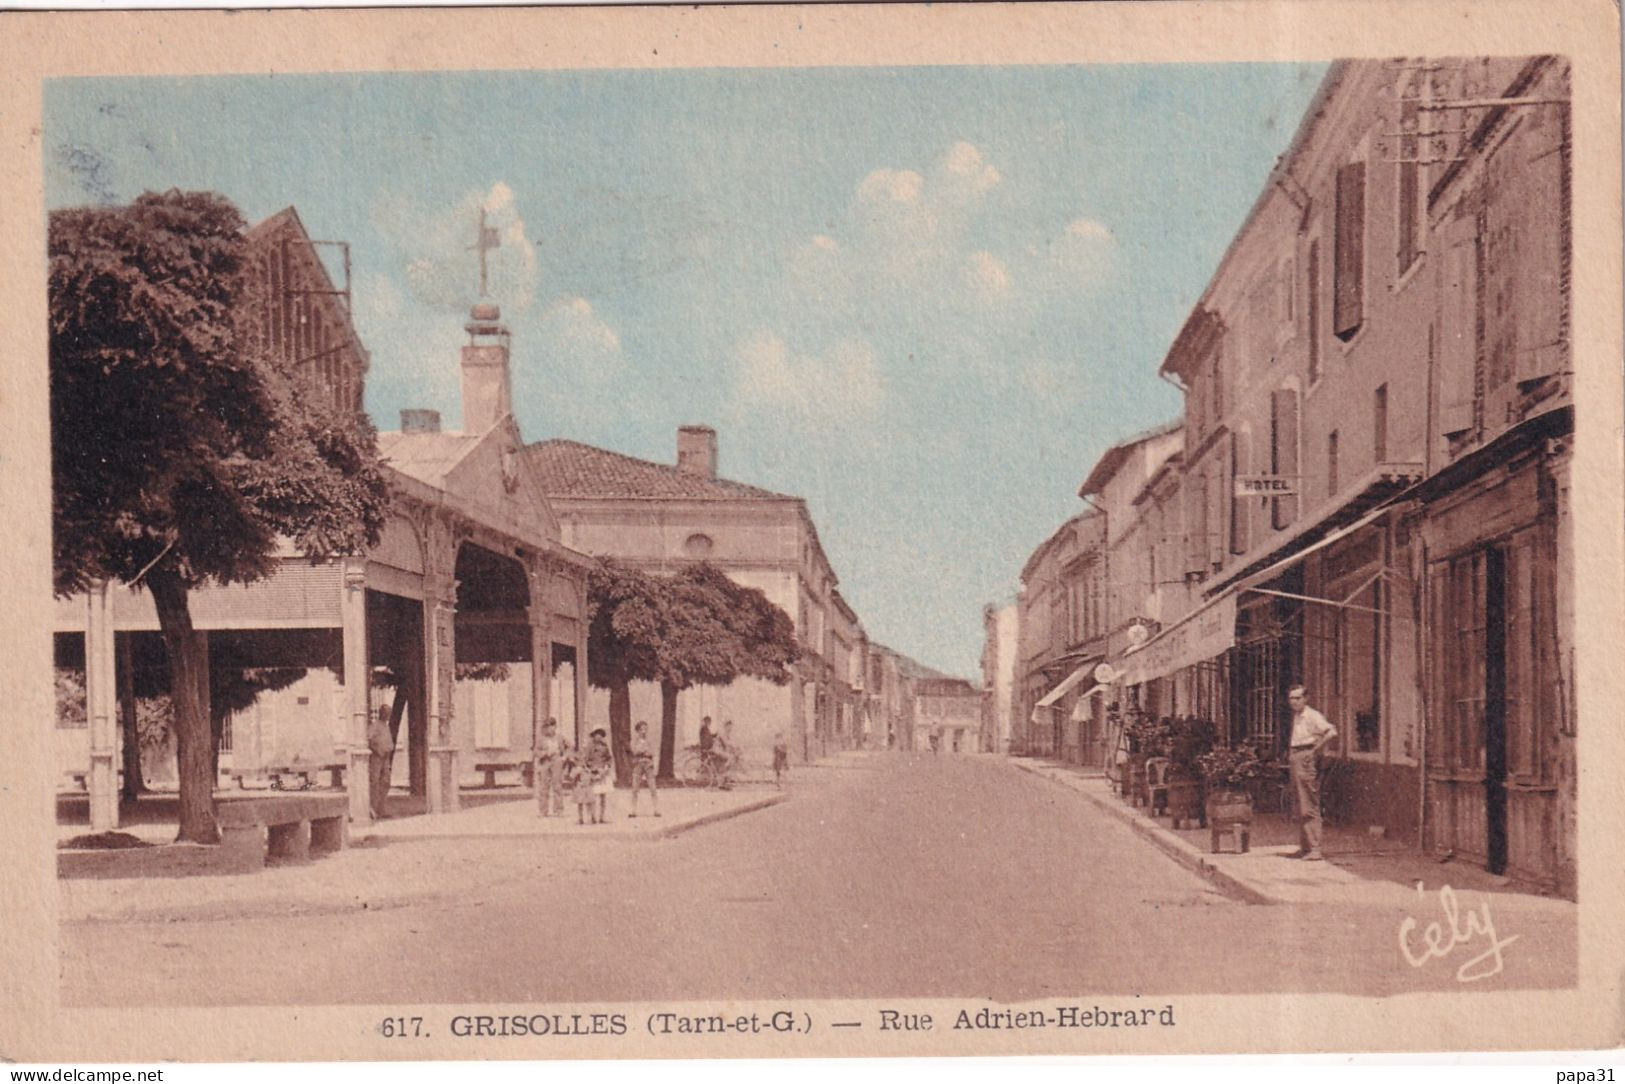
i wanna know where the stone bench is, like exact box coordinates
[216,794,349,866]
[227,763,346,791]
[472,760,534,789]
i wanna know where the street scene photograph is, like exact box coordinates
[26,24,1597,1049]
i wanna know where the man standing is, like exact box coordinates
[535,717,567,817]
[1286,684,1337,861]
[367,704,395,821]
[628,720,660,817]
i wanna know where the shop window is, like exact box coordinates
[1345,580,1382,754]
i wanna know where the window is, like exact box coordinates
[1327,430,1340,497]
[1397,98,1422,276]
[1333,161,1367,340]
[1270,388,1300,530]
[1229,431,1250,555]
[1306,240,1322,384]
[1208,349,1223,425]
[1373,384,1389,462]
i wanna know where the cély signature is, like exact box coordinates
[1399,883,1519,982]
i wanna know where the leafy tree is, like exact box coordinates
[49,191,389,843]
[586,559,799,781]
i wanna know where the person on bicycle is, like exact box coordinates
[698,716,723,786]
[714,720,739,789]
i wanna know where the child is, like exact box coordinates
[772,731,789,788]
[565,742,595,826]
[628,720,660,818]
[584,727,614,824]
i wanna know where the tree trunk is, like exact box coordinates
[608,680,632,786]
[117,634,145,804]
[148,568,219,844]
[658,681,679,780]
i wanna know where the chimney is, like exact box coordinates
[460,302,512,433]
[676,425,718,479]
[400,408,441,434]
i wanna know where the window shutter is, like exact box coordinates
[1270,388,1300,529]
[1186,469,1208,575]
[1229,432,1251,555]
[1207,467,1224,569]
[1306,240,1322,384]
[1438,231,1478,436]
[1514,110,1568,385]
[1333,161,1367,339]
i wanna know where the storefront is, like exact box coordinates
[1415,408,1574,897]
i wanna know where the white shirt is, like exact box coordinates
[1289,705,1336,748]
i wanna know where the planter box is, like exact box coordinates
[1165,779,1206,829]
[1205,787,1254,854]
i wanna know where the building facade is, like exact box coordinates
[980,603,1017,754]
[55,207,592,830]
[1084,57,1573,895]
[528,427,865,768]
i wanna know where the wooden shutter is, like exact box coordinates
[1514,107,1569,384]
[1333,161,1367,339]
[1270,388,1300,529]
[1438,230,1478,436]
[1306,240,1322,384]
[1186,469,1209,575]
[1229,432,1251,555]
[1207,467,1225,568]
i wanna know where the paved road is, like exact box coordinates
[62,753,1574,1005]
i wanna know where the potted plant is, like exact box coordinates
[1122,713,1170,805]
[1162,716,1214,828]
[1196,742,1274,853]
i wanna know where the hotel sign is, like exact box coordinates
[1235,474,1299,498]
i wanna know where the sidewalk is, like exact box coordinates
[363,783,785,842]
[58,784,787,925]
[1013,758,1574,916]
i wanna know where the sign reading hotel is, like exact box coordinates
[1235,474,1299,498]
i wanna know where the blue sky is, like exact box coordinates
[45,63,1326,679]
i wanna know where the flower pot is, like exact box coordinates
[1165,778,1206,829]
[1205,786,1254,854]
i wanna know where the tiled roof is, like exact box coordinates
[526,439,794,502]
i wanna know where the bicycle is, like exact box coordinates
[676,744,740,788]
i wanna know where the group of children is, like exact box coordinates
[535,717,660,824]
[533,716,793,826]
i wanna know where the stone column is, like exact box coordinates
[424,572,460,814]
[85,581,118,832]
[527,561,552,813]
[340,558,372,826]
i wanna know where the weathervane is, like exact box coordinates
[469,207,502,297]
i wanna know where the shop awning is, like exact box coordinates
[1034,659,1099,708]
[1201,463,1421,599]
[1118,591,1239,688]
[1069,685,1106,720]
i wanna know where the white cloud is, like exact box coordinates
[374,181,540,314]
[943,140,1002,194]
[966,250,1011,303]
[857,168,924,204]
[731,331,884,428]
[540,295,622,358]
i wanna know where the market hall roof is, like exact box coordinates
[526,439,796,502]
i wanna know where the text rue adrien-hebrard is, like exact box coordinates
[405,1004,1177,1041]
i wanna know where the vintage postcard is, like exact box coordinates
[1,0,1621,1064]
